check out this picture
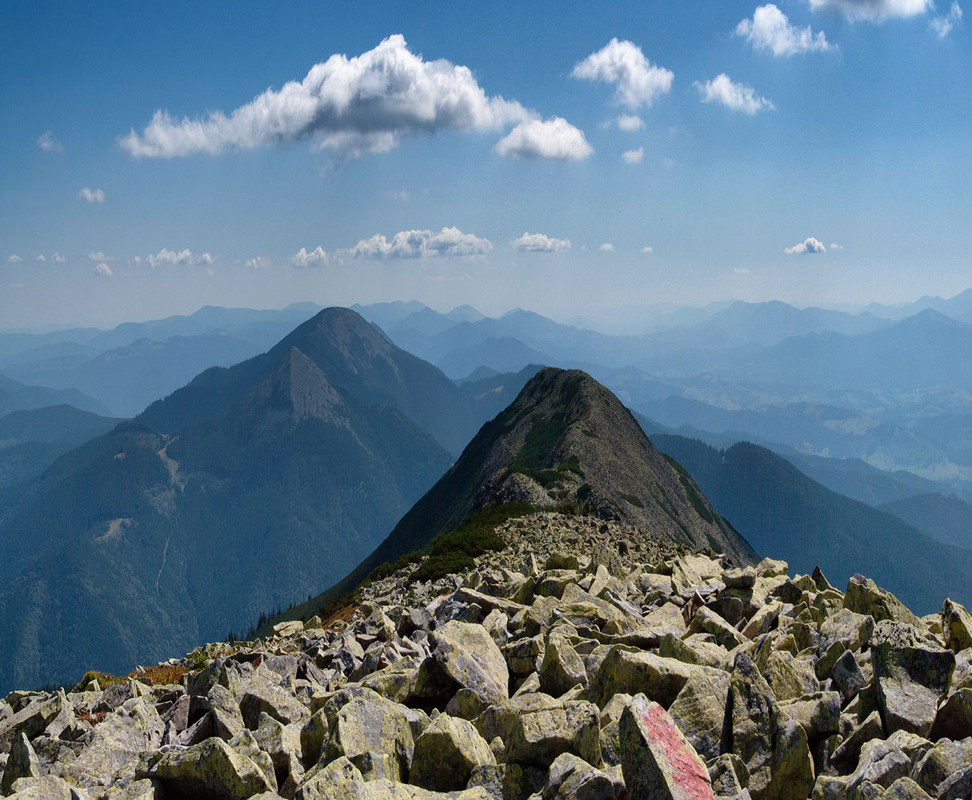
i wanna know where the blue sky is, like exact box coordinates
[1,0,969,329]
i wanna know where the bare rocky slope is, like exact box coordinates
[307,368,756,615]
[1,511,971,799]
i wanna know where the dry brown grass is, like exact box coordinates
[322,604,358,629]
[128,664,191,686]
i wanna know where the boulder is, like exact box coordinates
[413,621,509,708]
[138,736,274,799]
[542,752,626,800]
[1,733,41,794]
[505,699,600,768]
[538,631,587,697]
[844,575,920,626]
[723,652,814,800]
[938,765,972,800]
[777,692,841,745]
[619,693,714,800]
[587,647,714,709]
[942,599,972,653]
[410,714,494,792]
[870,621,955,737]
[830,649,866,704]
[668,669,731,762]
[5,776,77,800]
[884,777,933,800]
[240,673,310,730]
[929,688,972,740]
[323,693,413,782]
[911,738,972,796]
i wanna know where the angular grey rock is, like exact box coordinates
[619,693,714,800]
[240,673,309,730]
[505,698,600,768]
[410,713,494,792]
[138,736,274,799]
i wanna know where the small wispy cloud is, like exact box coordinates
[830,242,844,250]
[737,4,834,56]
[808,0,932,22]
[78,187,106,204]
[37,131,64,154]
[7,255,24,263]
[641,246,654,254]
[599,242,615,252]
[494,118,593,161]
[245,256,272,269]
[386,189,410,202]
[88,251,110,262]
[735,267,751,274]
[510,232,571,253]
[616,114,644,131]
[931,1,963,36]
[78,186,105,203]
[785,236,827,254]
[52,252,66,263]
[291,247,331,268]
[94,263,113,277]
[351,227,492,259]
[695,74,775,114]
[622,147,644,164]
[572,38,674,109]
[146,248,214,267]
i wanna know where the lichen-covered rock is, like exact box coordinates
[942,599,972,653]
[845,575,920,626]
[538,630,587,697]
[911,738,972,796]
[240,673,310,730]
[668,669,731,762]
[542,752,626,800]
[138,736,274,799]
[409,713,494,792]
[505,698,600,768]
[723,652,814,800]
[1,733,41,794]
[413,621,509,708]
[619,693,714,800]
[323,693,413,782]
[870,620,955,737]
[587,647,714,709]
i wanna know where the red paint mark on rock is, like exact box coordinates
[641,705,714,800]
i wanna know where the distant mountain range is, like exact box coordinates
[0,309,539,691]
[650,435,972,615]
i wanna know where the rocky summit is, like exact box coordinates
[2,511,971,799]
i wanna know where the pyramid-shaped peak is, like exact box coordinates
[363,367,757,572]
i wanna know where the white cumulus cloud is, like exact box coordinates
[37,131,64,154]
[245,256,272,269]
[350,227,492,259]
[572,39,674,109]
[737,5,834,55]
[78,187,106,204]
[641,246,654,254]
[695,74,775,114]
[291,247,331,268]
[931,1,963,36]
[88,251,109,262]
[52,252,66,263]
[120,35,537,159]
[146,248,213,267]
[622,147,644,164]
[785,236,827,254]
[616,114,644,131]
[807,0,932,21]
[7,255,24,263]
[494,118,593,161]
[35,254,46,262]
[599,242,615,252]
[510,233,571,253]
[94,263,113,277]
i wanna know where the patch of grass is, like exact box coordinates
[515,414,569,471]
[663,455,715,524]
[413,551,476,583]
[128,664,191,686]
[620,493,645,509]
[187,648,210,670]
[73,670,125,693]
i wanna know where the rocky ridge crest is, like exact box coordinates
[1,511,971,799]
